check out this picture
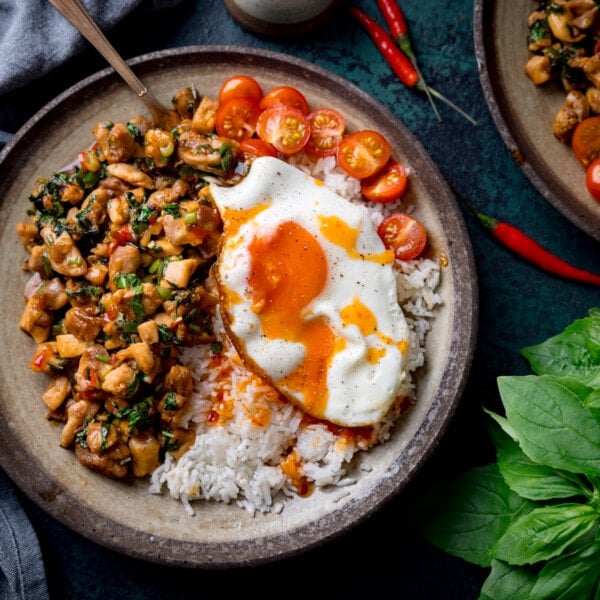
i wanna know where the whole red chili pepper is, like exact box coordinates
[484,215,600,285]
[456,190,600,286]
[350,6,419,88]
[350,5,477,125]
[376,0,441,121]
[375,0,440,119]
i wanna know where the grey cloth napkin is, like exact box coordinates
[0,0,183,147]
[0,2,184,597]
[0,470,49,600]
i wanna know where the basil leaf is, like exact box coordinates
[488,419,586,501]
[484,407,518,441]
[531,542,600,600]
[494,503,598,565]
[521,314,600,388]
[480,559,538,600]
[583,388,600,420]
[496,434,588,502]
[410,463,530,567]
[498,375,600,476]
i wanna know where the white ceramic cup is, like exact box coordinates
[228,0,336,24]
[222,0,338,36]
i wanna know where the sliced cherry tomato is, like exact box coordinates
[305,108,346,157]
[377,213,427,261]
[255,106,311,155]
[215,97,261,141]
[586,157,600,202]
[361,161,408,203]
[572,116,600,167]
[239,138,279,158]
[337,130,391,179]
[218,75,263,104]
[259,86,310,115]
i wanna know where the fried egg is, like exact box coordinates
[210,157,410,427]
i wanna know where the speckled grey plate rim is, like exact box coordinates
[474,0,600,241]
[0,45,478,568]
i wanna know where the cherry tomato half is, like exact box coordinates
[215,97,261,141]
[259,86,310,115]
[337,130,391,179]
[218,75,263,105]
[377,213,427,261]
[361,161,408,203]
[572,116,600,167]
[305,108,345,157]
[255,106,311,155]
[239,137,279,158]
[586,158,600,202]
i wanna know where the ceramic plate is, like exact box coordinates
[474,0,600,240]
[0,46,477,567]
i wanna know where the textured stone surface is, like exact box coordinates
[2,0,599,597]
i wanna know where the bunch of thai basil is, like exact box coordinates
[411,308,600,599]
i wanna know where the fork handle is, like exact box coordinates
[47,0,160,109]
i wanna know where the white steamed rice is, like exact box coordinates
[148,154,443,516]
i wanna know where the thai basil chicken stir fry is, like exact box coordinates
[17,73,424,481]
[525,0,600,142]
[16,87,240,480]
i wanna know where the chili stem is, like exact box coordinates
[425,85,478,126]
[451,185,600,286]
[399,35,442,123]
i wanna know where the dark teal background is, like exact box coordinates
[1,0,599,597]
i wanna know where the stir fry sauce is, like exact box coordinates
[16,86,247,480]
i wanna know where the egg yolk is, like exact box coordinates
[318,214,394,265]
[222,203,269,239]
[247,220,336,416]
[340,296,408,361]
[340,296,378,336]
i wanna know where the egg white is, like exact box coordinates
[210,156,410,427]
